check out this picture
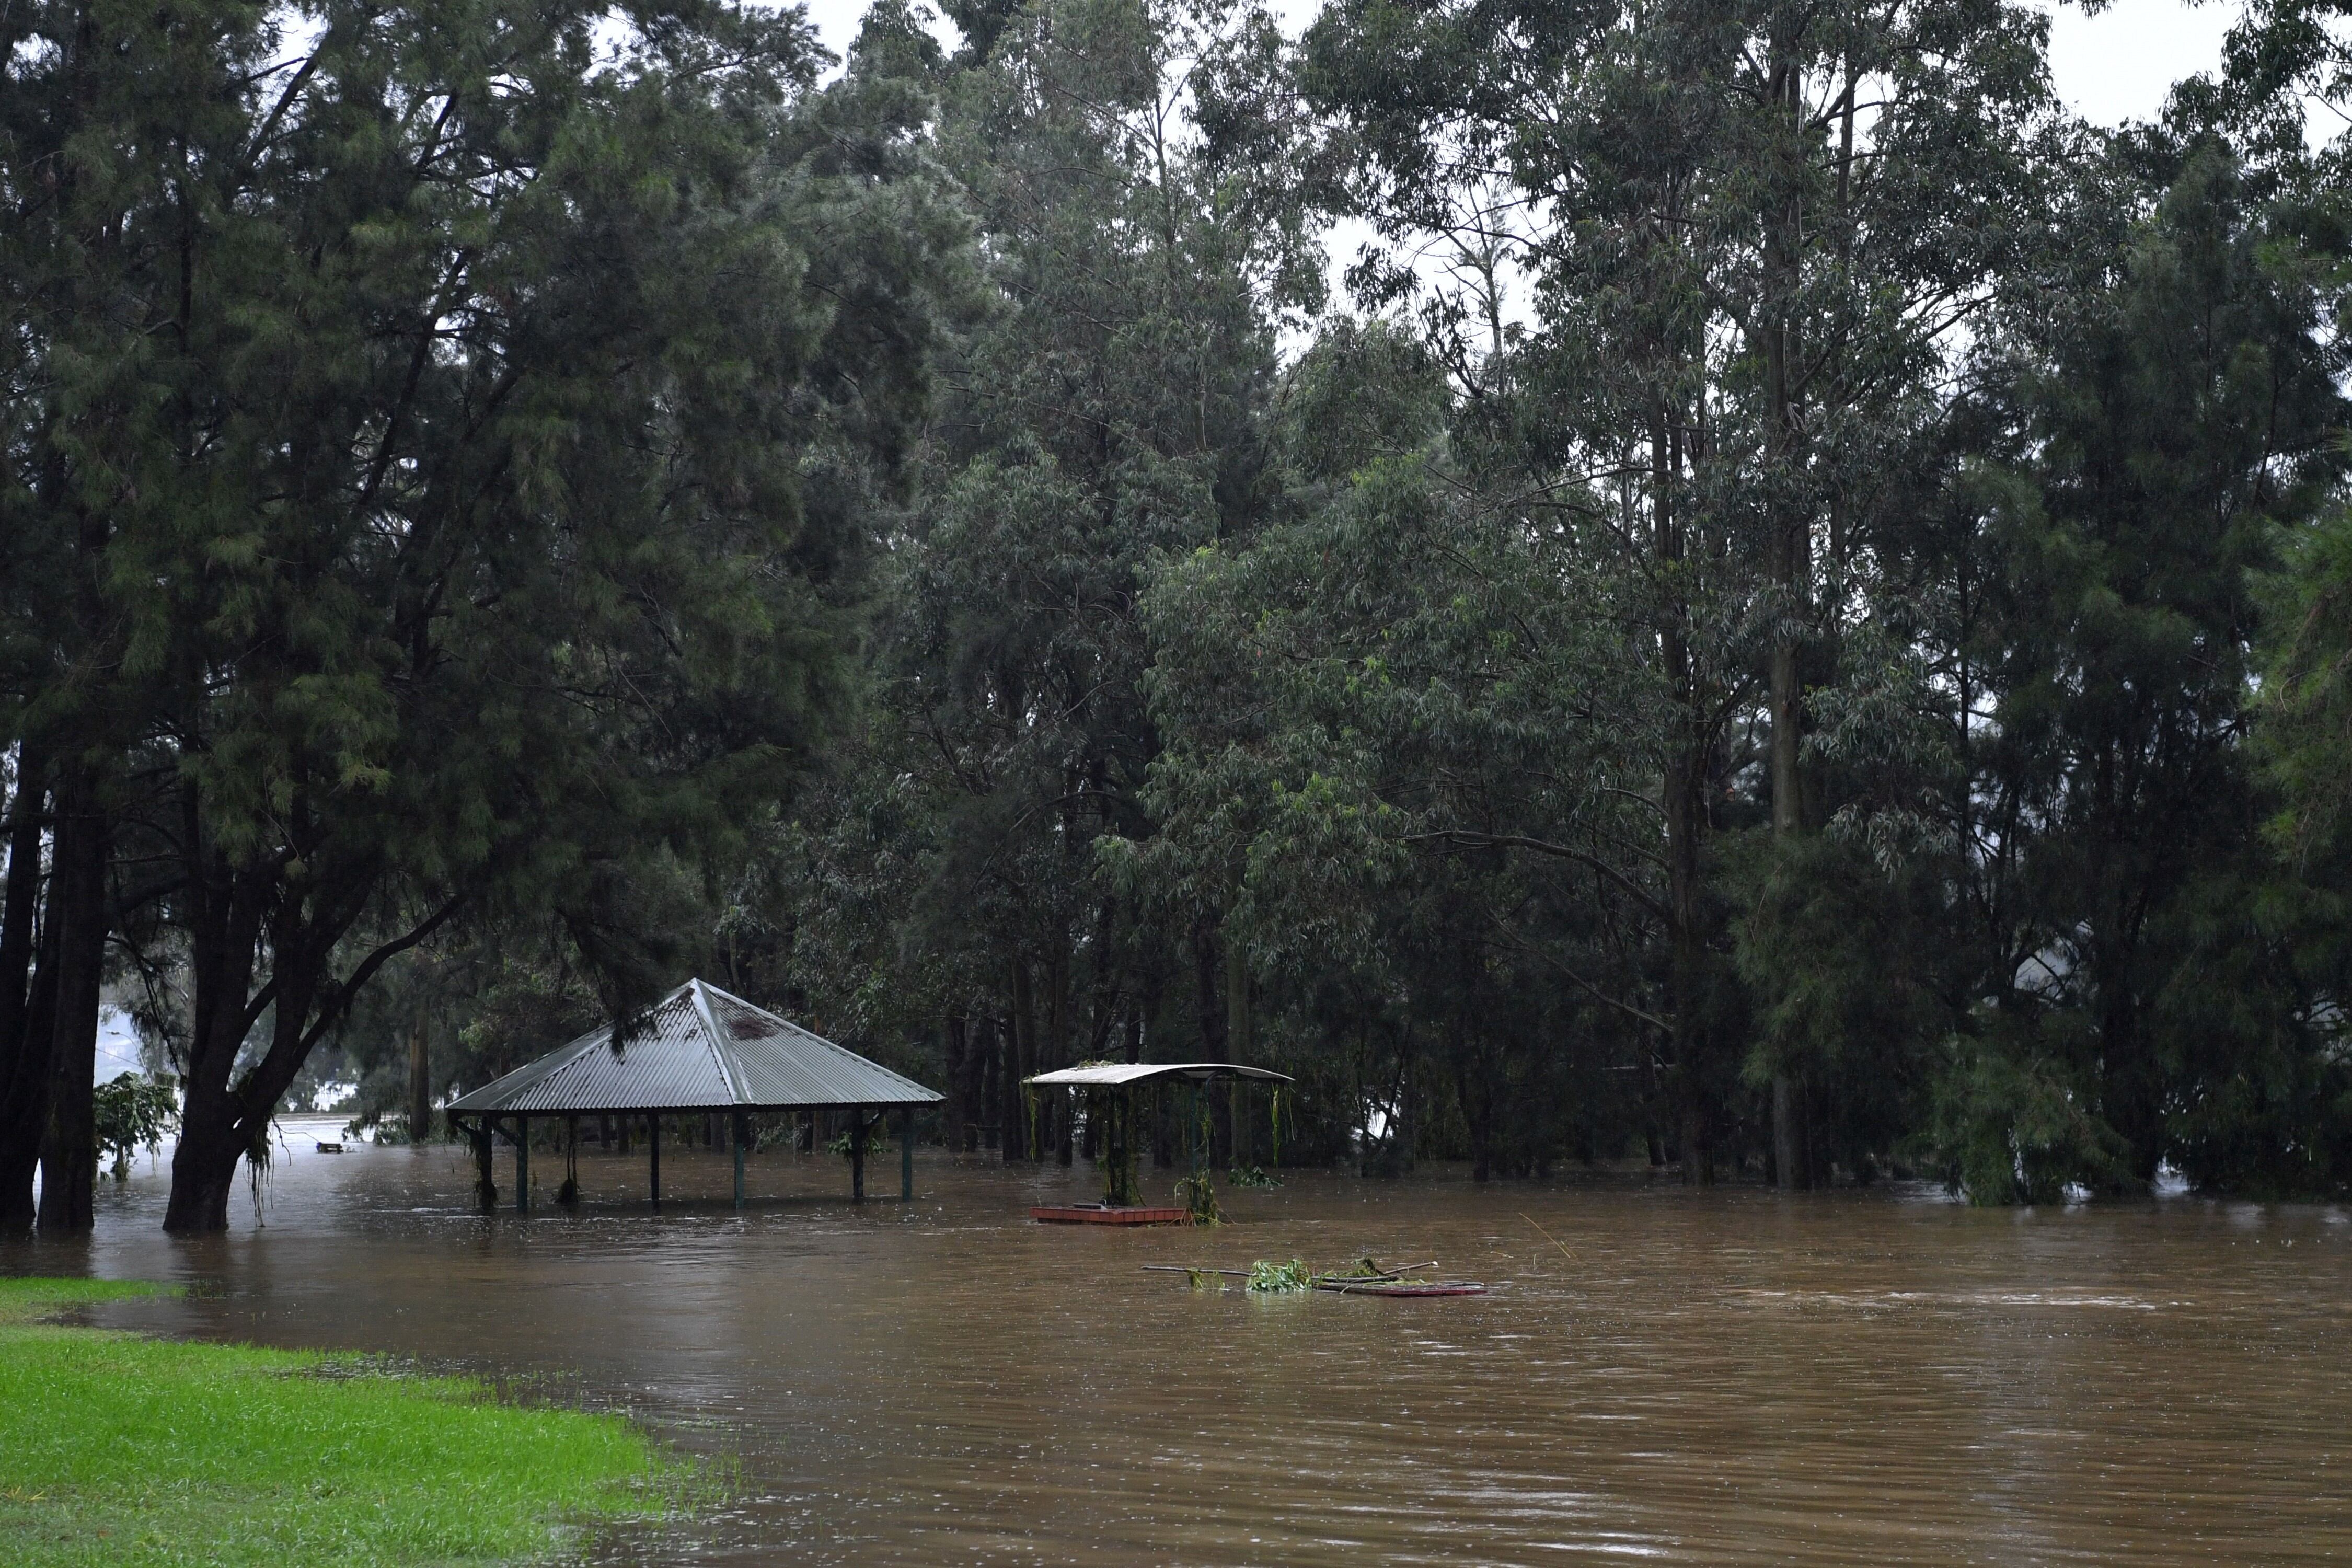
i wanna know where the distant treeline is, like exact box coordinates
[5,0,2349,1230]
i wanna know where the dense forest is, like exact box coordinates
[4,0,2349,1232]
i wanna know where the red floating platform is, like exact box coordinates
[1031,1204,1190,1226]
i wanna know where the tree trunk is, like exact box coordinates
[1665,743,1714,1186]
[1653,394,1718,1187]
[168,811,262,1235]
[0,748,52,1231]
[2101,978,2162,1189]
[1192,920,1230,1164]
[1004,964,1032,1163]
[36,781,108,1232]
[1224,931,1251,1166]
[974,1016,998,1151]
[1047,944,1072,1166]
[1396,1033,1416,1174]
[1772,1075,1800,1191]
[167,862,328,1234]
[407,1007,433,1146]
[1762,35,1814,1192]
[165,819,444,1228]
[1459,1047,1493,1183]
[163,1113,247,1233]
[942,1011,967,1155]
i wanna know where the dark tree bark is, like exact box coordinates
[1191,919,1231,1165]
[407,1004,433,1145]
[1652,396,1722,1189]
[974,1016,998,1150]
[165,821,457,1232]
[1002,962,1032,1163]
[942,1010,967,1155]
[36,775,108,1232]
[1048,944,1072,1166]
[0,751,52,1230]
[1395,1031,1416,1175]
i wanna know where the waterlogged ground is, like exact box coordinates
[8,1125,2350,1564]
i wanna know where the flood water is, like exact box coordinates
[8,1125,2351,1564]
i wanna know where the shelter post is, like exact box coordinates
[470,1120,495,1213]
[899,1106,914,1201]
[851,1109,867,1203]
[733,1111,747,1210]
[648,1114,661,1209]
[515,1115,529,1212]
[563,1115,579,1205]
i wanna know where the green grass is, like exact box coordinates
[0,1276,687,1566]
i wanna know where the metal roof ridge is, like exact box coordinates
[693,978,779,1024]
[687,978,752,1105]
[698,980,943,1102]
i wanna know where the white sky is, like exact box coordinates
[791,0,2249,129]
[2041,0,2241,126]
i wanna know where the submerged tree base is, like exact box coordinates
[0,1278,687,1566]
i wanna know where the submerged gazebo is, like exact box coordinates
[446,979,942,1213]
[1024,1061,1293,1225]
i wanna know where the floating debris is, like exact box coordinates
[1248,1258,1314,1293]
[1143,1256,1488,1298]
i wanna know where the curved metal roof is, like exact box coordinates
[1025,1062,1294,1089]
[446,980,942,1115]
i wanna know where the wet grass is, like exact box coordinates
[0,1276,687,1566]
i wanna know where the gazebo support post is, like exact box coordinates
[900,1106,914,1202]
[1103,1089,1137,1207]
[563,1115,579,1205]
[733,1111,747,1212]
[470,1119,495,1213]
[851,1109,867,1203]
[648,1114,661,1210]
[515,1115,529,1212]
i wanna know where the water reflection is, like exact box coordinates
[7,1128,2349,1565]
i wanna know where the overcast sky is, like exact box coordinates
[790,0,2248,129]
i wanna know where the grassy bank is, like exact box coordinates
[0,1277,684,1566]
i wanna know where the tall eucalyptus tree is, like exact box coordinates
[1297,0,2068,1178]
[841,0,1317,1152]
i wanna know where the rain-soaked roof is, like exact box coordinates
[446,980,942,1115]
[1025,1062,1294,1089]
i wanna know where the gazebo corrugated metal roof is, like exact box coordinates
[448,979,941,1115]
[1025,1062,1293,1089]
[445,980,940,1216]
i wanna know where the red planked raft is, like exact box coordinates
[1031,1204,1191,1226]
[1312,1280,1488,1297]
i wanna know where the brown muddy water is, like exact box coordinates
[8,1126,2351,1564]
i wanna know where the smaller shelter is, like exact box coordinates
[1025,1062,1292,1224]
[446,979,941,1213]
